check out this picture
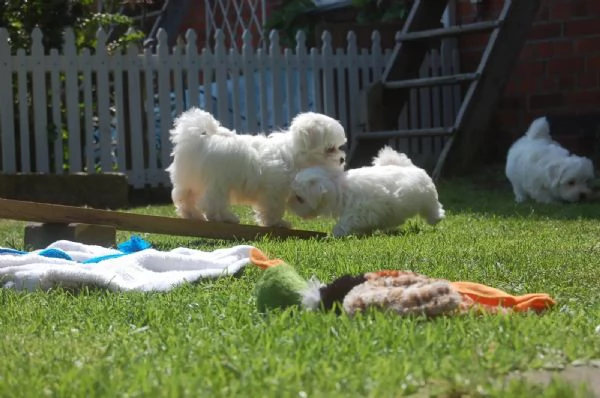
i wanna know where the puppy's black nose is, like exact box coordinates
[580,192,588,201]
[339,157,345,164]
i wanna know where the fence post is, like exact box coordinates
[242,30,258,133]
[95,29,113,172]
[31,28,50,173]
[0,29,16,173]
[62,28,82,174]
[269,30,283,129]
[321,31,335,117]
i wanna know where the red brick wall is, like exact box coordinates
[456,0,600,157]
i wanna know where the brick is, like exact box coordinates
[514,77,538,94]
[24,223,116,250]
[588,1,600,15]
[536,41,555,58]
[565,90,600,106]
[553,40,573,57]
[501,80,520,95]
[564,19,599,36]
[586,55,600,70]
[499,95,527,110]
[574,36,600,55]
[571,0,590,18]
[529,22,563,40]
[529,93,565,109]
[549,0,589,20]
[496,110,519,126]
[515,61,546,77]
[578,72,598,88]
[456,0,476,21]
[547,57,585,75]
[539,76,558,92]
[558,74,577,90]
[535,4,550,22]
[549,1,571,20]
[522,41,553,59]
[458,33,489,51]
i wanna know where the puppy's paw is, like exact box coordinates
[332,224,350,238]
[205,211,240,224]
[176,207,206,221]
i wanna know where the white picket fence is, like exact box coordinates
[0,26,461,188]
[0,27,396,188]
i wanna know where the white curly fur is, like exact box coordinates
[505,116,595,204]
[288,146,445,237]
[165,108,347,227]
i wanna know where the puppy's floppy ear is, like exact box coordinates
[546,161,565,188]
[582,157,595,178]
[291,122,325,151]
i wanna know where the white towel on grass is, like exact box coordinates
[0,237,255,292]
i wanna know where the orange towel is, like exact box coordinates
[451,281,556,313]
[250,248,284,269]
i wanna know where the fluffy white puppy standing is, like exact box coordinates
[166,108,347,227]
[505,116,595,204]
[288,146,445,237]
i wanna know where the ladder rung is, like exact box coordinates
[395,20,502,42]
[130,10,164,20]
[384,73,479,89]
[354,127,455,140]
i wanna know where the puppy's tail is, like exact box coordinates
[524,116,551,140]
[169,108,232,145]
[372,146,414,167]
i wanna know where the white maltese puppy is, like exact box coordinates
[505,116,595,204]
[288,146,445,237]
[166,108,347,227]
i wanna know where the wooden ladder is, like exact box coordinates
[346,0,541,179]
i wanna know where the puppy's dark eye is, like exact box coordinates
[325,147,336,154]
[567,179,575,186]
[295,195,304,204]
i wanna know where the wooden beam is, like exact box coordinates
[394,20,502,42]
[0,198,326,241]
[441,0,542,176]
[384,73,479,90]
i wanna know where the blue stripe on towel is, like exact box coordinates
[0,248,27,255]
[82,236,152,264]
[0,236,152,264]
[38,248,73,260]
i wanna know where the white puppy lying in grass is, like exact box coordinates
[287,146,445,237]
[505,116,595,204]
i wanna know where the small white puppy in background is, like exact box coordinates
[505,116,595,204]
[166,108,347,227]
[288,146,445,237]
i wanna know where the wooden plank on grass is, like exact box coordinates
[0,199,326,241]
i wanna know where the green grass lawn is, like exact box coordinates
[1,170,599,397]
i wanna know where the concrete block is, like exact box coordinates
[24,223,116,250]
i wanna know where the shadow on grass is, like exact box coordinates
[438,166,600,221]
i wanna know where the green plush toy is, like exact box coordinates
[255,263,309,312]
